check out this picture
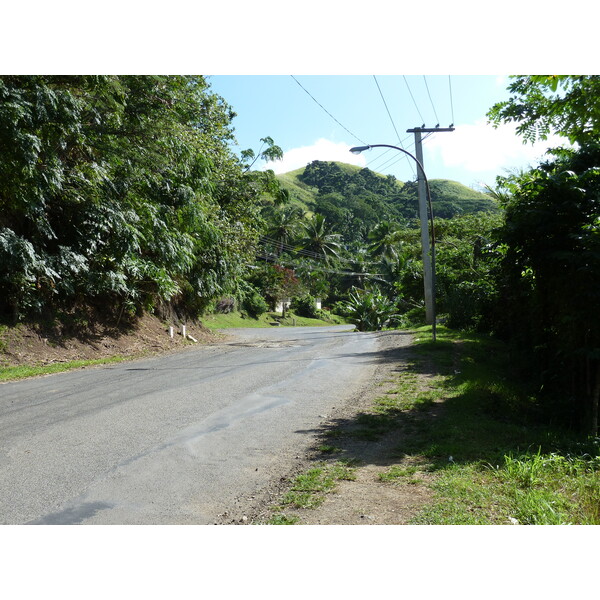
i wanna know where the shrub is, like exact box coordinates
[344,288,398,331]
[241,288,269,319]
[291,294,320,319]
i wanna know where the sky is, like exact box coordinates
[208,75,569,190]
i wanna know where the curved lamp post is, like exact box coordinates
[350,144,436,342]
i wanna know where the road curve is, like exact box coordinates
[0,324,385,524]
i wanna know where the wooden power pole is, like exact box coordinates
[406,126,454,325]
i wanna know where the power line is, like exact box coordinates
[367,150,411,175]
[373,76,403,144]
[258,236,373,266]
[366,133,415,174]
[255,253,383,278]
[423,76,440,126]
[372,76,416,179]
[290,76,367,145]
[448,75,455,126]
[364,146,393,170]
[403,76,426,125]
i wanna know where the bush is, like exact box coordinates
[329,300,352,318]
[344,288,398,331]
[291,295,320,319]
[241,288,269,319]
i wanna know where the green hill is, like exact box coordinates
[274,161,498,241]
[275,167,319,211]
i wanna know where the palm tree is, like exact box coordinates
[338,250,372,291]
[298,214,342,262]
[367,221,404,262]
[263,205,304,256]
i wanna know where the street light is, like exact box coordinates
[350,144,436,342]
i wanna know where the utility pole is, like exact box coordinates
[406,126,454,325]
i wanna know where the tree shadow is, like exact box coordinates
[295,333,595,474]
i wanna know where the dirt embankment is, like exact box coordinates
[0,311,222,368]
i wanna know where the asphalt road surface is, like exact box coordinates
[0,324,384,524]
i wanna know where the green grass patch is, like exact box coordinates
[398,325,600,525]
[201,310,343,330]
[276,461,357,512]
[379,465,420,481]
[266,513,299,525]
[0,356,128,382]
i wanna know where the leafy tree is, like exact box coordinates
[491,146,600,434]
[297,214,342,262]
[487,75,600,145]
[367,221,404,262]
[485,75,600,435]
[261,205,304,255]
[241,136,283,171]
[247,263,303,309]
[432,213,503,330]
[0,75,266,321]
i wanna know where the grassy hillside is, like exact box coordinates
[427,179,499,216]
[276,161,497,220]
[276,168,319,211]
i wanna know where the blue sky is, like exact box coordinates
[208,75,569,190]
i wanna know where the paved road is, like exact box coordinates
[0,325,384,524]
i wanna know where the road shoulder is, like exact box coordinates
[219,329,437,525]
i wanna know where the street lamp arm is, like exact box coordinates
[349,143,435,261]
[349,143,437,342]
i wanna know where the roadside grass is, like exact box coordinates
[396,326,600,525]
[201,310,345,330]
[265,460,358,524]
[275,324,600,525]
[0,356,129,382]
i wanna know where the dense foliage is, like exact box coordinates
[485,75,600,435]
[488,75,600,145]
[288,160,498,248]
[490,145,600,433]
[0,75,274,322]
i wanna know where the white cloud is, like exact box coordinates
[262,138,367,174]
[424,119,570,174]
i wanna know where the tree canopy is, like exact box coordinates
[0,75,272,321]
[487,75,600,145]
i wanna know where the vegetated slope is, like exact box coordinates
[276,160,498,222]
[275,168,319,212]
[424,179,499,218]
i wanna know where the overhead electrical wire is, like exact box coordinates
[403,76,426,126]
[372,76,417,179]
[448,75,455,126]
[258,235,375,267]
[367,150,411,175]
[372,76,403,144]
[255,253,384,279]
[364,146,393,169]
[290,75,367,145]
[366,133,415,173]
[423,76,440,126]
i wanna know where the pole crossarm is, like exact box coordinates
[406,127,455,133]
